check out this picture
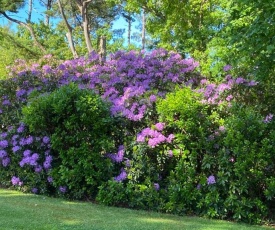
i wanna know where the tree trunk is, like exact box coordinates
[142,10,146,50]
[127,18,131,46]
[66,32,78,59]
[82,5,93,53]
[57,0,78,58]
[76,0,93,53]
[99,36,106,64]
[27,0,33,23]
[44,0,53,26]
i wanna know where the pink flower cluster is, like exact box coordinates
[137,123,175,148]
[198,75,258,105]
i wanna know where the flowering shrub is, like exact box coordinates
[0,123,53,193]
[0,49,274,223]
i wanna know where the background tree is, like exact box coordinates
[39,0,54,26]
[0,26,40,78]
[226,0,275,81]
[0,0,47,53]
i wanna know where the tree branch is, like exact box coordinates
[0,11,47,53]
[27,0,33,23]
[0,29,40,58]
[57,0,72,31]
[56,0,78,58]
[84,0,93,4]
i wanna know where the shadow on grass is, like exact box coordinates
[0,189,271,230]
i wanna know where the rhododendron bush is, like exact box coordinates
[0,49,274,223]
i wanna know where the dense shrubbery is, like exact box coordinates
[0,49,274,224]
[22,83,121,199]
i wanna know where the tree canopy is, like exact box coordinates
[0,0,274,87]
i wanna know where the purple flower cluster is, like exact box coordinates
[0,140,10,167]
[0,122,53,174]
[155,122,165,131]
[6,49,196,123]
[0,132,7,138]
[59,186,67,193]
[114,168,127,182]
[0,150,7,158]
[198,75,258,105]
[207,175,216,185]
[137,125,174,148]
[47,176,53,183]
[12,145,21,153]
[11,176,23,186]
[19,136,34,146]
[31,188,38,194]
[223,65,232,72]
[1,156,10,167]
[0,140,8,148]
[263,113,273,123]
[154,183,160,191]
[107,145,124,163]
[19,152,39,167]
[17,123,25,133]
[43,154,53,170]
[42,136,50,144]
[2,99,11,106]
[16,89,27,100]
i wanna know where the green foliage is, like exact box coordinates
[97,180,165,211]
[219,105,275,222]
[0,0,25,12]
[154,87,274,223]
[157,86,219,153]
[22,83,121,199]
[1,47,274,224]
[124,0,228,54]
[0,27,41,78]
[97,180,129,206]
[156,87,221,215]
[226,0,275,82]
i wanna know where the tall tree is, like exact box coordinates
[57,0,78,58]
[122,11,135,46]
[226,0,275,82]
[141,9,146,50]
[75,0,93,52]
[27,0,32,22]
[52,0,120,53]
[39,0,54,26]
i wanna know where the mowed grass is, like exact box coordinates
[0,188,271,230]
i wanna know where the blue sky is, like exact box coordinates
[0,2,138,34]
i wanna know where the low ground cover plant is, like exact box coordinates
[0,49,274,224]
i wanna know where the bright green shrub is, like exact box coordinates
[156,87,275,223]
[22,83,121,199]
[156,87,222,215]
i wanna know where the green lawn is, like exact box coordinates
[0,189,271,230]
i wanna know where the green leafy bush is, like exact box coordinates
[155,87,275,223]
[156,87,221,214]
[22,83,121,199]
[218,105,275,222]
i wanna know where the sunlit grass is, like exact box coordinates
[0,188,271,230]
